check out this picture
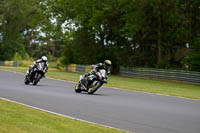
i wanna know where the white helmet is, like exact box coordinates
[41,56,48,61]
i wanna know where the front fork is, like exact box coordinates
[79,75,97,91]
[79,78,88,91]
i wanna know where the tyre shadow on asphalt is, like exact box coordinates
[24,84,48,87]
[77,92,108,96]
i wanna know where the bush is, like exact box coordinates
[47,53,57,62]
[23,53,33,61]
[185,54,200,72]
[56,57,65,70]
[184,35,200,72]
[18,60,33,67]
[13,53,22,61]
[48,62,57,69]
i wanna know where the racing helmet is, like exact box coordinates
[41,56,48,62]
[104,60,112,67]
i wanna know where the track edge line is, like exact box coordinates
[0,97,132,133]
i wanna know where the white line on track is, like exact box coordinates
[0,97,132,133]
[1,69,199,101]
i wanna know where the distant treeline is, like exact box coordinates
[0,0,200,72]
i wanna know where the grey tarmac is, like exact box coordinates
[0,70,200,133]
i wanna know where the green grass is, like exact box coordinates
[0,98,129,133]
[1,66,200,99]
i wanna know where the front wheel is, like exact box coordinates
[75,82,82,93]
[24,76,30,85]
[88,81,102,94]
[33,73,41,85]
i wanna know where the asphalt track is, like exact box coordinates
[0,70,200,133]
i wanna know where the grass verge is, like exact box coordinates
[0,66,200,99]
[0,98,129,133]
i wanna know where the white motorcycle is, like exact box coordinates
[24,62,47,85]
[75,69,108,94]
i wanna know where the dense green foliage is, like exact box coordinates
[0,0,200,72]
[185,35,200,71]
[0,0,41,60]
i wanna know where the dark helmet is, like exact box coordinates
[104,60,112,67]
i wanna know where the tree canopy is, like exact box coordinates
[0,0,200,72]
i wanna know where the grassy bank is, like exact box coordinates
[0,66,200,99]
[0,98,129,133]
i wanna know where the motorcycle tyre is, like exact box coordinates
[24,76,30,85]
[75,83,82,93]
[33,73,41,85]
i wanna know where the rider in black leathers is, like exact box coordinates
[26,56,48,77]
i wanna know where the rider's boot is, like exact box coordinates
[26,69,31,76]
[26,65,34,76]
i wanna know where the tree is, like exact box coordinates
[42,0,200,71]
[1,0,199,72]
[185,35,200,71]
[0,0,42,60]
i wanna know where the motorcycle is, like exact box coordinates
[24,62,47,85]
[75,69,108,94]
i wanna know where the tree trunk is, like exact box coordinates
[52,38,56,57]
[157,1,162,65]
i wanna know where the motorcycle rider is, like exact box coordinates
[83,60,112,87]
[86,60,112,76]
[26,56,48,78]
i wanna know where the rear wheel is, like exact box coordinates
[75,83,82,93]
[33,73,41,85]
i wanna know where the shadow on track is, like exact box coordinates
[25,84,47,87]
[76,92,108,96]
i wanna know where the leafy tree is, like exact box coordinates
[185,35,200,71]
[0,0,42,60]
[1,0,200,72]
[12,52,22,61]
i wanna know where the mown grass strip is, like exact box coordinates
[0,98,130,133]
[0,66,200,99]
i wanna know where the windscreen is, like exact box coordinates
[37,62,46,71]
